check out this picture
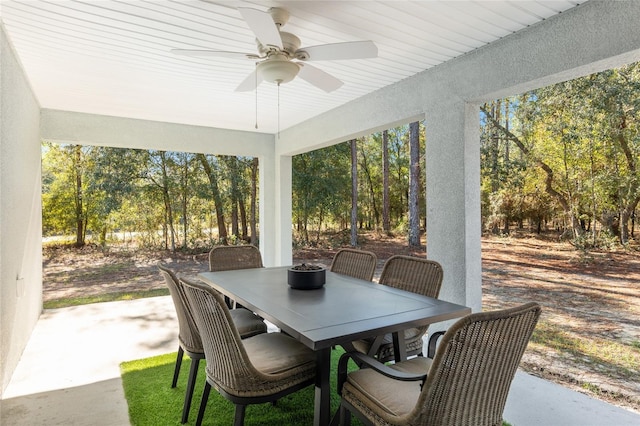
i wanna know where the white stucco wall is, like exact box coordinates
[0,23,43,396]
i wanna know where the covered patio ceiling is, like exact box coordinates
[1,0,581,135]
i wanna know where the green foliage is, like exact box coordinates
[292,143,351,243]
[42,142,259,251]
[291,122,426,245]
[481,61,640,246]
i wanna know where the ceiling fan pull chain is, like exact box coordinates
[277,82,281,139]
[255,62,259,129]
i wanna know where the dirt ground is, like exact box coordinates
[42,232,640,413]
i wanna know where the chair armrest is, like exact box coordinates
[337,351,427,395]
[427,331,445,358]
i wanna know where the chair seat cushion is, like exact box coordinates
[230,308,267,338]
[343,356,431,418]
[244,332,315,374]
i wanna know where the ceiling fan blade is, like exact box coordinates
[297,63,343,93]
[238,7,283,49]
[297,40,378,61]
[235,69,263,92]
[171,49,257,59]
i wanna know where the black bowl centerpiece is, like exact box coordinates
[287,263,326,290]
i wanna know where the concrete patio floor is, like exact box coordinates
[1,296,639,425]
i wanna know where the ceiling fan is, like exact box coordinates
[172,7,378,93]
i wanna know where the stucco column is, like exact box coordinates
[260,152,292,267]
[258,151,275,266]
[425,100,482,313]
[274,155,293,266]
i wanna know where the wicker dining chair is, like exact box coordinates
[158,263,267,424]
[208,244,264,271]
[330,248,377,281]
[338,302,542,426]
[348,255,443,362]
[209,244,264,309]
[179,276,317,426]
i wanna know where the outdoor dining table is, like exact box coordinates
[198,266,471,426]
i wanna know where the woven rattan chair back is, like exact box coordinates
[180,276,316,426]
[158,263,204,423]
[372,255,443,361]
[158,263,203,354]
[414,302,542,426]
[208,245,263,271]
[180,277,265,394]
[330,248,377,281]
[379,255,443,297]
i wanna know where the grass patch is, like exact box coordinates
[121,349,516,426]
[120,348,361,426]
[44,288,169,309]
[529,320,640,379]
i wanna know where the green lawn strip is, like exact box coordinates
[529,320,640,379]
[120,348,362,426]
[44,288,169,309]
[121,349,514,425]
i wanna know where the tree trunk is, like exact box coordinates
[359,141,379,228]
[250,157,258,245]
[350,139,358,246]
[408,122,421,247]
[159,152,176,252]
[181,154,189,250]
[382,130,390,233]
[198,154,228,244]
[613,116,640,245]
[73,145,85,247]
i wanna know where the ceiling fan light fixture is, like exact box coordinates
[258,55,300,84]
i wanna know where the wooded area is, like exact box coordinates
[481,62,640,247]
[42,61,640,251]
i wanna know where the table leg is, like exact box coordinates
[314,348,331,426]
[392,331,407,362]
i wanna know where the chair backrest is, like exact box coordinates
[157,263,203,354]
[330,248,377,281]
[208,245,263,272]
[414,302,542,426]
[379,255,443,298]
[179,276,267,395]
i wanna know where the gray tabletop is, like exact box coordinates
[198,266,470,349]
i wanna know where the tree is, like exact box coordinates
[482,100,585,239]
[89,146,145,246]
[408,121,421,246]
[382,129,390,233]
[359,137,380,229]
[350,139,358,246]
[145,150,178,251]
[292,144,351,244]
[249,157,259,245]
[198,154,229,245]
[589,64,640,244]
[42,143,96,246]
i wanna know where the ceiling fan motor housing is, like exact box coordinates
[257,31,301,57]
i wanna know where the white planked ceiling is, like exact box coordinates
[0,0,582,134]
